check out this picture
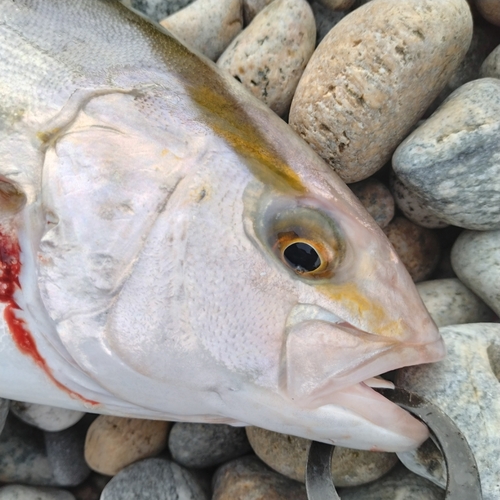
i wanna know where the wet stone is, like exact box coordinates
[416,278,495,328]
[0,485,76,500]
[100,458,208,500]
[397,323,500,500]
[383,216,440,282]
[481,44,500,79]
[168,422,252,469]
[451,229,500,316]
[217,0,316,116]
[393,78,500,230]
[349,178,394,228]
[0,400,8,436]
[9,402,84,432]
[289,0,473,182]
[212,455,307,500]
[246,426,397,486]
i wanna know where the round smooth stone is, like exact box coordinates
[316,0,355,10]
[9,402,84,432]
[349,178,394,228]
[246,427,398,486]
[160,0,243,61]
[242,0,274,24]
[84,416,171,475]
[0,485,75,500]
[383,217,440,282]
[475,0,500,26]
[397,323,500,500]
[337,463,444,499]
[100,458,207,500]
[451,229,500,316]
[212,455,307,500]
[168,422,252,468]
[390,171,448,229]
[217,0,316,116]
[309,0,346,43]
[289,0,473,183]
[416,278,495,328]
[393,78,500,230]
[0,399,8,436]
[481,44,500,79]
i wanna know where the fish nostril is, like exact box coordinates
[486,343,500,383]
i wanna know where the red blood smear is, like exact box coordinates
[0,229,98,406]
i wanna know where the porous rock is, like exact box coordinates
[393,78,500,230]
[217,0,316,116]
[9,402,84,432]
[289,0,473,182]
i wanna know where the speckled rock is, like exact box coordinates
[337,462,445,499]
[100,458,207,500]
[84,416,170,475]
[316,0,355,10]
[242,0,273,24]
[309,0,346,43]
[349,178,394,228]
[416,278,495,327]
[397,323,500,500]
[289,0,473,183]
[393,78,500,230]
[9,402,84,432]
[475,0,500,25]
[168,422,252,468]
[126,0,194,21]
[451,229,500,316]
[390,170,448,229]
[0,485,75,500]
[217,0,316,116]
[383,217,440,282]
[0,399,8,436]
[160,0,243,61]
[481,44,500,79]
[212,455,307,500]
[246,427,398,486]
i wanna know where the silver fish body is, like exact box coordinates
[0,0,444,451]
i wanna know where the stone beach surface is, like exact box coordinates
[1,0,500,498]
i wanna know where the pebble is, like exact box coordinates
[84,416,171,475]
[168,422,252,468]
[127,0,194,22]
[0,485,76,500]
[0,400,8,436]
[336,462,445,499]
[242,0,273,24]
[212,455,307,500]
[100,457,207,500]
[390,170,448,229]
[68,472,111,500]
[160,0,243,61]
[246,426,397,487]
[349,178,394,228]
[383,216,440,282]
[416,278,495,327]
[9,402,84,432]
[316,0,355,10]
[475,0,500,26]
[481,44,500,79]
[393,78,500,230]
[451,229,500,316]
[397,323,500,500]
[217,0,316,116]
[289,0,473,183]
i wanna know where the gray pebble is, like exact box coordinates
[0,400,8,436]
[168,422,252,468]
[337,462,445,499]
[349,178,394,228]
[242,0,273,24]
[0,485,75,500]
[397,323,500,500]
[100,458,208,500]
[480,44,500,79]
[9,402,84,432]
[393,78,500,230]
[126,0,194,21]
[451,229,500,316]
[309,1,346,43]
[416,278,495,328]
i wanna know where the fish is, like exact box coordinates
[0,0,445,452]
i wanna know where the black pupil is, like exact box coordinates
[283,242,321,272]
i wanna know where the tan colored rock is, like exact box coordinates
[317,0,355,10]
[289,0,473,183]
[475,0,500,25]
[160,0,243,61]
[383,217,440,282]
[242,0,274,24]
[218,0,316,116]
[481,44,500,79]
[246,427,398,487]
[84,416,171,476]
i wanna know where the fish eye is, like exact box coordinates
[283,241,321,273]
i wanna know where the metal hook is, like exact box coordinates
[305,388,482,500]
